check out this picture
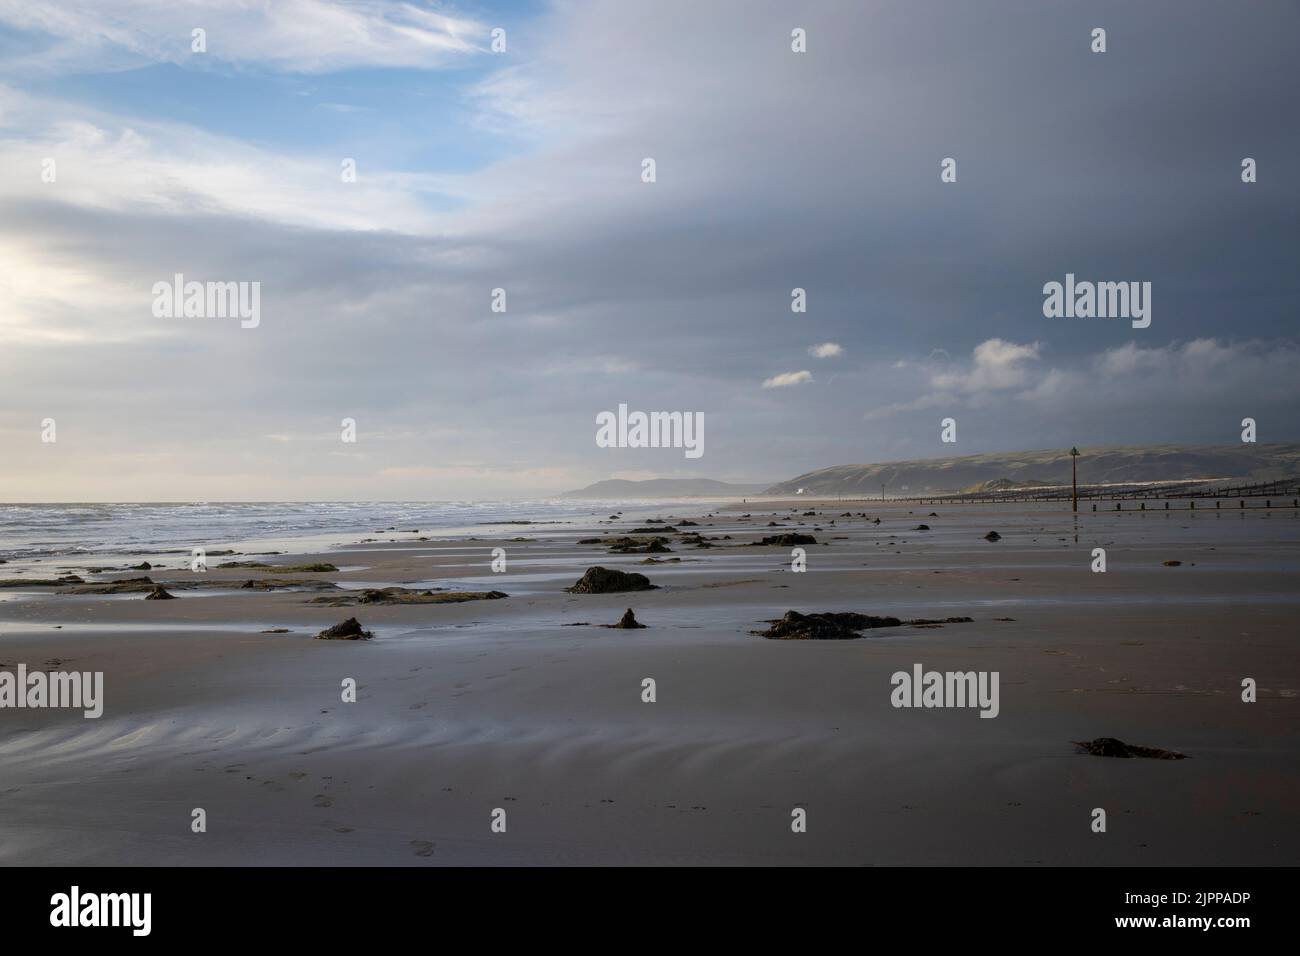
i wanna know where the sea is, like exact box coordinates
[0,500,693,564]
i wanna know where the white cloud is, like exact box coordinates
[0,0,485,75]
[809,342,843,358]
[864,391,955,421]
[931,338,1041,394]
[868,338,1300,424]
[763,370,813,388]
[0,86,455,234]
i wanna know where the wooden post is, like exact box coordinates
[1070,447,1079,513]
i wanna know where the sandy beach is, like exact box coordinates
[0,499,1295,865]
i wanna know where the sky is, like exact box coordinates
[1,0,1297,501]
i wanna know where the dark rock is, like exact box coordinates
[984,531,1002,541]
[134,562,152,570]
[316,617,373,641]
[754,610,903,640]
[913,524,930,531]
[312,588,507,607]
[1074,737,1186,760]
[219,561,339,572]
[755,610,974,639]
[565,566,657,594]
[606,536,672,554]
[612,608,646,629]
[66,576,155,594]
[758,533,817,546]
[144,586,176,600]
[1163,560,1182,567]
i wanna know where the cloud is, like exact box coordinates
[931,339,1042,394]
[763,370,813,388]
[0,0,485,75]
[864,392,957,421]
[809,342,843,359]
[867,338,1300,435]
[0,87,463,234]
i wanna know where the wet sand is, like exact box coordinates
[1,501,1297,865]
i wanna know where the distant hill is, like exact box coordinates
[962,477,1057,494]
[561,478,772,498]
[763,444,1300,496]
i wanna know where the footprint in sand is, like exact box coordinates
[288,771,308,780]
[313,794,333,808]
[409,840,436,857]
[323,820,354,833]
